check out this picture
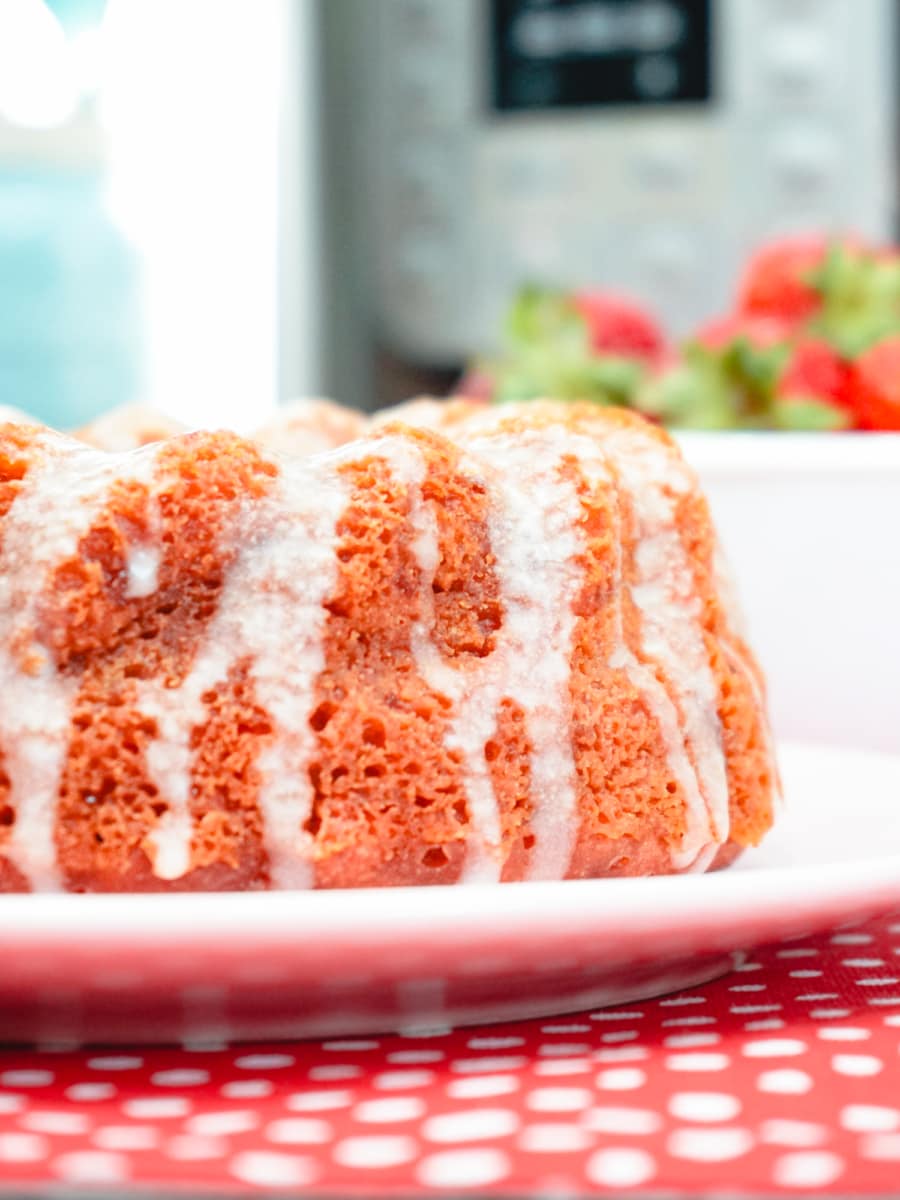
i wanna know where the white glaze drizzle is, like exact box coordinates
[465,429,592,881]
[465,406,727,872]
[0,433,160,890]
[713,542,749,641]
[124,492,163,600]
[124,545,161,599]
[368,398,448,433]
[601,425,729,865]
[348,435,509,873]
[686,841,721,875]
[715,543,782,814]
[499,427,719,874]
[399,426,598,882]
[721,638,783,816]
[396,446,505,882]
[607,622,714,871]
[252,458,349,884]
[139,645,229,881]
[140,453,348,885]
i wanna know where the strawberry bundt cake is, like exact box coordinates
[0,401,777,892]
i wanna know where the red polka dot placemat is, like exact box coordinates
[2,913,900,1194]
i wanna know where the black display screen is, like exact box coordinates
[491,0,712,111]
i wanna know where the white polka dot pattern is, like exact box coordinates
[772,1150,845,1188]
[333,1135,418,1168]
[667,1092,741,1122]
[756,1069,815,1095]
[840,1105,900,1133]
[667,1126,754,1162]
[1,916,900,1192]
[586,1146,656,1187]
[418,1148,511,1188]
[759,1119,827,1147]
[264,1117,332,1145]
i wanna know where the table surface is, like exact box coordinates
[2,912,900,1195]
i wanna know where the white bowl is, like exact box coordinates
[677,433,900,754]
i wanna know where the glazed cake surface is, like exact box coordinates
[0,403,777,891]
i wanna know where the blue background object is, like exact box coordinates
[0,0,144,428]
[0,168,143,426]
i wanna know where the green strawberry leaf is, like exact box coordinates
[730,339,790,394]
[583,355,645,400]
[772,396,852,431]
[808,244,900,357]
[489,348,642,407]
[637,361,743,429]
[487,286,649,407]
[504,285,588,351]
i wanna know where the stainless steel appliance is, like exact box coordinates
[314,0,897,408]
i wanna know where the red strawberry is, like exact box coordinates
[572,291,666,365]
[693,313,790,351]
[777,337,850,405]
[773,337,855,430]
[848,335,900,431]
[738,236,830,324]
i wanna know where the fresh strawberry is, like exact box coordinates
[644,319,853,430]
[471,286,653,408]
[572,290,666,365]
[639,326,789,430]
[693,313,791,351]
[847,335,900,431]
[777,338,846,399]
[738,236,830,324]
[773,337,855,429]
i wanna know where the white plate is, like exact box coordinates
[2,742,899,1045]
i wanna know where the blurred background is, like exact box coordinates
[0,0,897,425]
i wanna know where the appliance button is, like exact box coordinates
[631,138,695,189]
[764,27,829,94]
[489,151,574,199]
[770,128,837,191]
[633,53,681,100]
[762,0,829,21]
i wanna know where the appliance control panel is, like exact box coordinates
[367,0,897,364]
